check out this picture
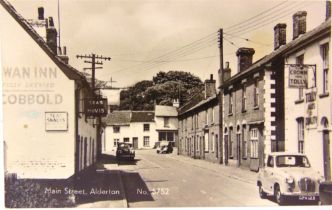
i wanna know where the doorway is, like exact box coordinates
[323,130,331,180]
[133,137,138,149]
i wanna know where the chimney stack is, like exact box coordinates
[236,48,255,72]
[38,7,44,20]
[274,23,287,50]
[223,62,231,81]
[205,74,216,99]
[293,11,307,40]
[327,0,331,20]
[46,17,58,55]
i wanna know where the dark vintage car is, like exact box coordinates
[319,181,332,205]
[116,142,135,160]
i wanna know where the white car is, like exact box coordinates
[257,152,324,205]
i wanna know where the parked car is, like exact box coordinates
[319,181,332,205]
[156,141,173,154]
[257,152,324,205]
[116,142,135,160]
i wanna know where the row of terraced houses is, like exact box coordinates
[178,4,332,181]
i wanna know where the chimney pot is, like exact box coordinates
[327,0,331,20]
[225,61,230,69]
[63,46,67,55]
[236,47,255,72]
[38,7,44,20]
[293,11,307,40]
[274,23,287,50]
[210,74,213,81]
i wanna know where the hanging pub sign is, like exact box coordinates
[287,64,308,88]
[84,97,108,117]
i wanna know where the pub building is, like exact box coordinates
[220,7,331,177]
[1,1,106,179]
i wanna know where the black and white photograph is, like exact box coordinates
[1,0,332,208]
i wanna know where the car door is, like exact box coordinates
[262,155,274,193]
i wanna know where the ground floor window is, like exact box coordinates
[250,128,259,158]
[144,136,150,147]
[210,133,215,152]
[242,125,247,158]
[124,137,130,143]
[229,128,233,158]
[114,138,120,147]
[159,131,174,141]
[297,117,304,153]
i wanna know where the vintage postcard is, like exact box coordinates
[1,0,331,208]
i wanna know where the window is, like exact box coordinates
[229,127,233,158]
[143,136,150,147]
[113,138,120,147]
[143,124,150,131]
[296,55,304,100]
[322,43,329,94]
[163,117,170,128]
[250,128,259,158]
[242,85,247,111]
[113,126,120,133]
[191,116,194,130]
[297,118,304,153]
[205,110,209,125]
[215,134,218,157]
[204,133,209,152]
[124,137,130,143]
[212,107,215,123]
[229,91,233,114]
[254,80,259,108]
[242,125,247,158]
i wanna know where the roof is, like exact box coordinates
[131,111,155,123]
[0,0,89,86]
[155,105,178,117]
[179,93,218,116]
[223,19,331,86]
[102,111,131,126]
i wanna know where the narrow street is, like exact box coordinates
[115,149,277,207]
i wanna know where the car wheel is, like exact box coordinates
[274,185,285,205]
[259,185,267,199]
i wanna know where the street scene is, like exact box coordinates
[1,0,332,208]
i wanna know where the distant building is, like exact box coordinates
[155,105,178,145]
[178,75,221,163]
[1,2,99,179]
[103,111,156,150]
[102,105,178,151]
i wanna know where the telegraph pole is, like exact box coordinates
[218,28,225,165]
[76,53,111,91]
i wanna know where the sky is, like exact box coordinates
[8,0,328,88]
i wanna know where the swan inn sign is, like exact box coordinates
[84,97,108,117]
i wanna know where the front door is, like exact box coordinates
[133,137,139,149]
[323,131,331,180]
[237,133,241,166]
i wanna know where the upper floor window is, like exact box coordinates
[205,110,209,125]
[164,117,170,127]
[143,124,150,131]
[296,54,304,100]
[322,43,329,94]
[229,91,233,114]
[113,126,120,133]
[254,80,259,108]
[212,106,215,123]
[242,85,247,111]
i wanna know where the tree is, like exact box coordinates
[118,71,204,110]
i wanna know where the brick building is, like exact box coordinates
[178,75,221,163]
